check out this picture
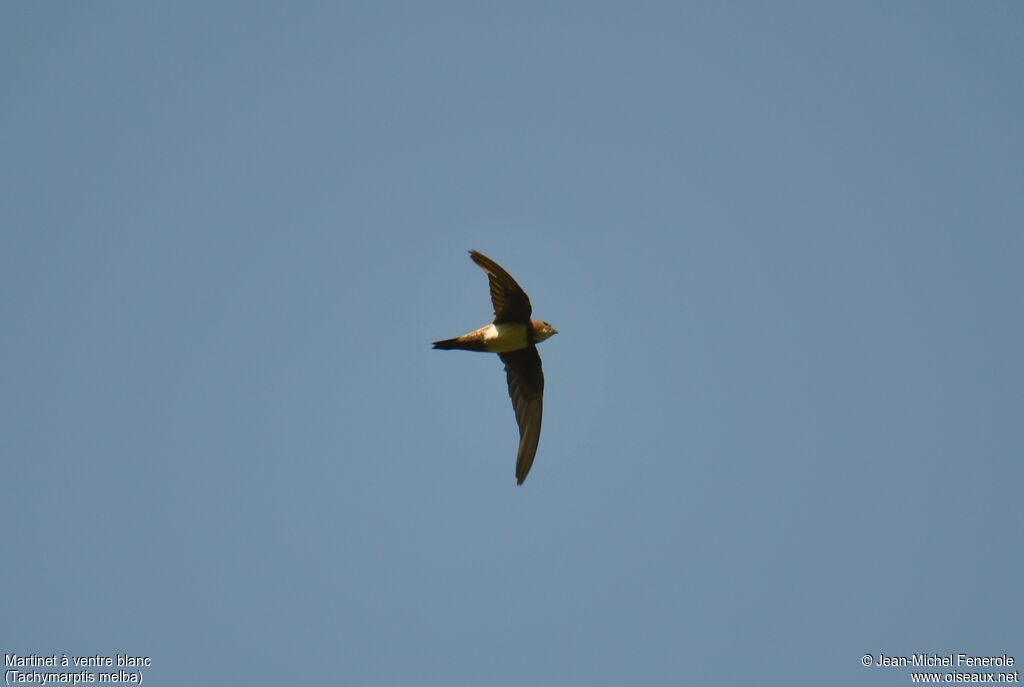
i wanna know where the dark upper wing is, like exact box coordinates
[498,346,545,485]
[469,250,533,323]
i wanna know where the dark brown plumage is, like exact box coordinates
[468,250,533,322]
[432,250,557,485]
[499,346,545,485]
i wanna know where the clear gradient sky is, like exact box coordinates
[3,3,1022,685]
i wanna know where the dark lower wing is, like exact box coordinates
[498,346,545,485]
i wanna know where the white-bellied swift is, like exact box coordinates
[433,250,558,485]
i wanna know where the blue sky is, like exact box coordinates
[3,3,1021,685]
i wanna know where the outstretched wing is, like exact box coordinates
[498,346,545,485]
[469,250,533,323]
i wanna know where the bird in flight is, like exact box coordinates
[433,250,558,485]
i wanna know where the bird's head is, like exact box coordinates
[532,320,558,343]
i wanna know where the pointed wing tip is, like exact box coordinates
[516,450,535,485]
[467,249,487,269]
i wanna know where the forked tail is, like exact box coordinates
[432,336,487,352]
[432,337,462,350]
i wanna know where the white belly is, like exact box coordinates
[481,323,529,353]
